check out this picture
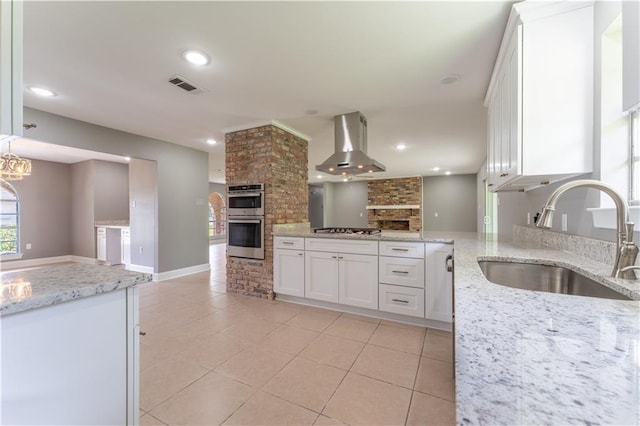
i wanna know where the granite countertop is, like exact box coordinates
[272,229,456,244]
[0,263,151,316]
[452,235,640,425]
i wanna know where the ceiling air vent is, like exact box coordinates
[168,75,203,94]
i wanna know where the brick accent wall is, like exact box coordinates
[225,125,308,297]
[367,177,422,232]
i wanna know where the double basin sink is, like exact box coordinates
[478,261,631,300]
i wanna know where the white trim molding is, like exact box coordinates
[587,205,640,230]
[127,264,154,275]
[153,263,210,282]
[1,255,72,269]
[222,120,311,141]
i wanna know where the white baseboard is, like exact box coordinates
[154,263,210,282]
[128,264,155,275]
[69,256,99,265]
[1,255,74,270]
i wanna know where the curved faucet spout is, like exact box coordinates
[536,179,637,279]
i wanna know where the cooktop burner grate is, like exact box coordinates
[313,227,382,235]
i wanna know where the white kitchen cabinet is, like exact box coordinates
[0,0,23,139]
[379,283,425,318]
[96,226,123,265]
[305,250,339,303]
[1,287,140,425]
[486,2,593,191]
[97,227,107,261]
[305,238,378,309]
[274,236,305,297]
[425,243,453,323]
[121,227,131,266]
[379,256,425,288]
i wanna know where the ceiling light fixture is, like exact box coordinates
[316,175,322,179]
[440,74,461,85]
[396,143,407,150]
[445,171,452,176]
[183,49,210,66]
[433,167,440,172]
[205,138,217,145]
[28,86,56,97]
[124,157,131,162]
[1,141,32,181]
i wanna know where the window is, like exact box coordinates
[1,180,19,255]
[630,109,639,203]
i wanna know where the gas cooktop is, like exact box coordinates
[313,227,382,235]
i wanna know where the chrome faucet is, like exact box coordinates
[536,179,639,280]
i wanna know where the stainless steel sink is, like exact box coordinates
[478,261,631,300]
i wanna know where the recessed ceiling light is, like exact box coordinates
[305,109,319,115]
[396,143,407,150]
[440,74,461,85]
[433,167,440,172]
[29,86,56,97]
[341,172,347,175]
[357,165,363,169]
[124,157,131,162]
[368,170,373,173]
[205,138,217,145]
[343,178,348,182]
[183,49,210,65]
[445,171,452,175]
[329,167,334,172]
[316,175,322,179]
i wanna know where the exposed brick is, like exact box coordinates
[367,177,422,232]
[225,125,308,297]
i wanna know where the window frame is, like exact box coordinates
[0,180,22,259]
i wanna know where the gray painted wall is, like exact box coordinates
[129,159,157,269]
[10,159,72,259]
[309,185,324,229]
[209,182,226,195]
[422,175,477,232]
[323,181,368,228]
[323,182,335,227]
[93,160,129,222]
[24,107,210,273]
[70,161,95,258]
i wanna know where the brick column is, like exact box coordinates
[225,124,308,297]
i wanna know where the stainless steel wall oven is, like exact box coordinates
[227,184,265,260]
[227,184,264,216]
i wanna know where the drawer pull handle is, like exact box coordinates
[500,173,509,177]
[298,253,303,256]
[282,241,294,245]
[391,248,409,252]
[392,270,409,274]
[392,298,409,304]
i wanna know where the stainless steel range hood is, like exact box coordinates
[315,111,386,175]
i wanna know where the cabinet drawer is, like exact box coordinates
[96,227,106,235]
[379,241,424,258]
[274,236,305,250]
[305,238,378,255]
[379,256,425,288]
[121,228,130,237]
[378,284,425,318]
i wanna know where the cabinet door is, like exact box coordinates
[305,251,339,303]
[97,229,107,261]
[504,24,521,179]
[274,249,305,297]
[425,243,453,323]
[339,253,378,310]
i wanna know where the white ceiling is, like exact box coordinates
[21,1,514,183]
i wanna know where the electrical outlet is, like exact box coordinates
[139,246,143,254]
[132,201,136,208]
[561,214,568,232]
[527,212,531,225]
[25,243,32,250]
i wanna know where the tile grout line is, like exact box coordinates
[404,327,428,425]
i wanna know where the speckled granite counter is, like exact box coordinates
[452,234,640,425]
[0,263,151,316]
[274,228,640,424]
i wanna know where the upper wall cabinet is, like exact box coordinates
[486,2,594,192]
[0,0,23,140]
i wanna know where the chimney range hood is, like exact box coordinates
[315,111,386,175]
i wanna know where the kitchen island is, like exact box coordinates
[273,228,640,425]
[1,263,151,425]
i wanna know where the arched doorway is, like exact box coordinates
[208,192,226,241]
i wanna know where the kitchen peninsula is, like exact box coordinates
[1,263,151,425]
[272,226,640,425]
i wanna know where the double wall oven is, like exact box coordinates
[227,184,265,260]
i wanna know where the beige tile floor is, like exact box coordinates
[138,243,455,425]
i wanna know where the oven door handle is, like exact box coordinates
[228,192,262,197]
[228,219,262,224]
